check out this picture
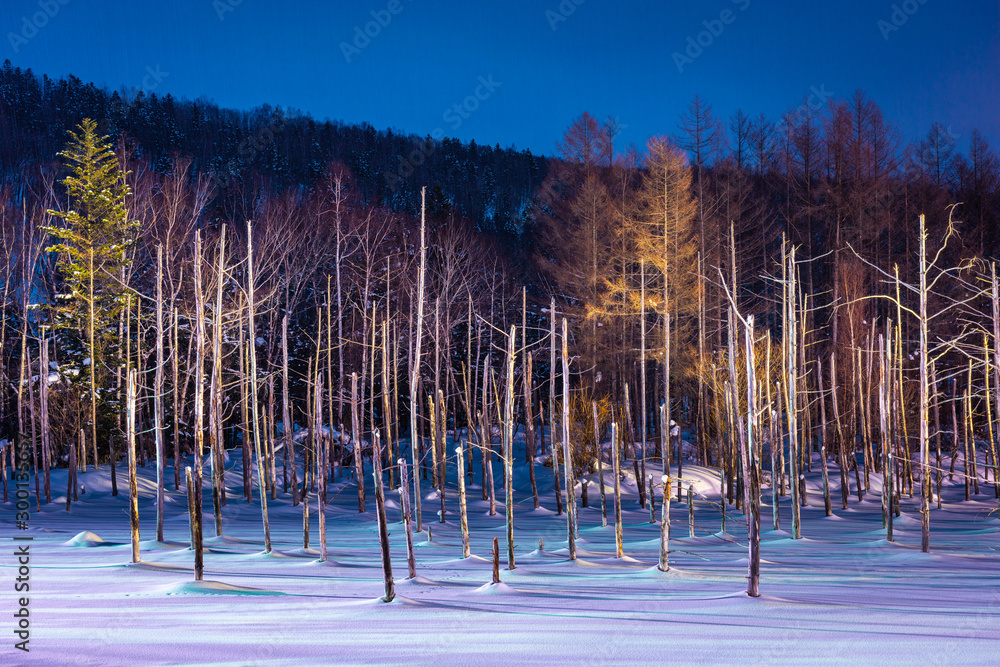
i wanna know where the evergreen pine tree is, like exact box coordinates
[45,117,138,467]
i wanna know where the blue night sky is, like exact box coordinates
[3,0,998,157]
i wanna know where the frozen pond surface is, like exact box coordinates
[4,441,999,666]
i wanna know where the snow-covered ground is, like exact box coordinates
[3,435,999,666]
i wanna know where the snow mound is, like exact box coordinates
[156,581,284,596]
[64,531,107,547]
[473,581,519,595]
[396,575,437,586]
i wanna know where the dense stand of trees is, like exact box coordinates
[2,66,1000,596]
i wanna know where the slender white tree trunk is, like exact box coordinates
[127,369,140,563]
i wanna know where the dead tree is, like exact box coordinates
[658,474,671,571]
[373,431,395,602]
[351,372,364,512]
[398,458,417,579]
[612,422,624,558]
[596,401,608,527]
[456,444,471,558]
[154,246,166,542]
[561,319,576,560]
[247,222,271,554]
[127,369,140,563]
[185,466,203,581]
[504,325,517,570]
[409,187,427,532]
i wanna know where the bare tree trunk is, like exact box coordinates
[481,357,493,506]
[639,259,648,495]
[155,246,166,542]
[268,376,277,500]
[492,537,500,584]
[878,334,890,533]
[743,317,761,597]
[410,187,427,532]
[283,314,297,504]
[373,432,395,602]
[193,233,207,562]
[302,486,310,550]
[658,472,670,571]
[816,357,833,516]
[991,263,1000,504]
[917,214,932,552]
[38,338,51,506]
[930,361,943,508]
[185,466,203,580]
[127,369,140,563]
[430,389,446,523]
[431,301,441,491]
[316,370,327,562]
[831,353,849,510]
[525,347,539,509]
[612,422,624,558]
[560,319,575,561]
[504,326,517,570]
[663,313,671,477]
[697,253,706,465]
[550,297,562,515]
[172,307,181,491]
[65,430,75,511]
[456,442,471,558]
[209,229,227,536]
[382,319,394,491]
[352,372,365,512]
[239,308,250,502]
[246,223,271,554]
[398,458,417,578]
[596,401,607,527]
[624,384,645,505]
[335,183,346,466]
[786,249,801,538]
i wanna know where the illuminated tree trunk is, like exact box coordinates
[352,373,364,512]
[456,443,471,558]
[550,297,562,515]
[743,317,760,597]
[612,422,623,558]
[410,187,427,532]
[155,246,166,542]
[595,401,607,528]
[816,356,833,516]
[127,369,140,563]
[504,325,517,570]
[185,466,203,581]
[398,458,417,578]
[561,319,575,560]
[246,222,271,554]
[373,432,395,602]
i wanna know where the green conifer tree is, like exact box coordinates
[46,118,137,468]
